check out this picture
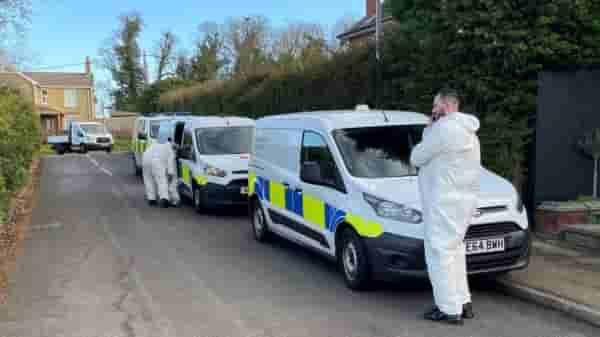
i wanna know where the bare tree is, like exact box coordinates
[272,22,327,72]
[0,0,31,34]
[329,14,358,51]
[223,16,272,79]
[0,0,31,69]
[154,31,177,81]
[188,22,228,82]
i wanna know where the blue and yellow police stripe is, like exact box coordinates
[248,171,383,238]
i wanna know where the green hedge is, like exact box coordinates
[159,43,530,184]
[160,47,372,118]
[0,86,40,223]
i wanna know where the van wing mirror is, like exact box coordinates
[300,161,323,185]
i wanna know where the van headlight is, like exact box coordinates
[363,193,423,224]
[205,165,227,177]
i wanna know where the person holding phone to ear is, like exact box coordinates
[410,89,482,325]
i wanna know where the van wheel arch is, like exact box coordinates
[334,222,352,257]
[335,223,372,290]
[192,181,205,213]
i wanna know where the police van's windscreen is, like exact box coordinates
[195,127,253,155]
[333,125,425,178]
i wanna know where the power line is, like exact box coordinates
[27,52,171,71]
[28,60,99,71]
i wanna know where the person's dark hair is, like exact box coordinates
[436,88,461,108]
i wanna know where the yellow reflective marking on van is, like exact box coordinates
[182,165,191,185]
[248,172,256,195]
[303,194,325,229]
[345,213,383,238]
[194,175,208,186]
[269,181,286,209]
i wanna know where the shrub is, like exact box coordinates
[0,86,40,223]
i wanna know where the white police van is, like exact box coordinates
[248,109,530,289]
[171,116,255,211]
[131,113,191,176]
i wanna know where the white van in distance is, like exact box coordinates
[172,116,255,211]
[248,109,530,289]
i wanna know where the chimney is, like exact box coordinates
[367,0,377,17]
[85,56,91,74]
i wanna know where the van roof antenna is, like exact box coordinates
[381,108,390,123]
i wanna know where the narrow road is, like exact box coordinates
[1,153,597,337]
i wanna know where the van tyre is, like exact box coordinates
[106,146,112,153]
[339,228,371,290]
[80,144,88,154]
[251,199,270,242]
[193,185,206,213]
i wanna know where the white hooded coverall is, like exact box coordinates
[143,127,177,203]
[410,112,481,316]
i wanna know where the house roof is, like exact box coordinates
[22,72,93,88]
[0,71,40,86]
[336,15,395,41]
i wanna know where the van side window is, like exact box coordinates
[181,131,195,161]
[301,131,345,192]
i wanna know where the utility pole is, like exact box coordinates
[375,0,383,110]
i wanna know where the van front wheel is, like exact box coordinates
[339,228,371,290]
[251,199,270,242]
[193,185,205,213]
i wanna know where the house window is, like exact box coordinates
[64,89,78,108]
[41,88,48,105]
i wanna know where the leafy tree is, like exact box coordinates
[100,13,145,111]
[385,0,600,183]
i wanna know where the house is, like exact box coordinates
[0,57,96,140]
[337,0,396,46]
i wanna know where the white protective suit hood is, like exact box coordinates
[409,111,482,316]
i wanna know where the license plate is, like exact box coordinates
[465,237,505,255]
[240,187,248,195]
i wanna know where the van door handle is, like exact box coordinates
[283,182,290,188]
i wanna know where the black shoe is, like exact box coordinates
[160,199,170,208]
[424,307,464,325]
[148,200,157,206]
[462,302,475,319]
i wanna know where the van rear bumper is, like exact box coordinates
[364,227,530,281]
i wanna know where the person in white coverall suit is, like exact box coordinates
[410,89,481,325]
[143,126,178,208]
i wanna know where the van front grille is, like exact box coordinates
[466,222,521,239]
